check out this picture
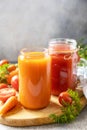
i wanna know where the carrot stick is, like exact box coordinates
[0,96,18,115]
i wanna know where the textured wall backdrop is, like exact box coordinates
[0,0,87,61]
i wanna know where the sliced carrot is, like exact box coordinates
[0,96,18,115]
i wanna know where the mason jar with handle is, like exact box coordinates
[48,38,80,96]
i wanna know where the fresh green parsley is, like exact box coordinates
[49,89,82,123]
[77,38,87,60]
[0,64,9,83]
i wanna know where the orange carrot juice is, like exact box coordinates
[18,48,51,109]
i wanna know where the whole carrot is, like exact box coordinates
[0,96,18,115]
[7,64,16,72]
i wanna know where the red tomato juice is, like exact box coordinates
[49,44,79,95]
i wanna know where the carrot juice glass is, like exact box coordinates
[18,48,51,109]
[48,38,79,96]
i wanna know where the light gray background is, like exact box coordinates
[0,0,87,62]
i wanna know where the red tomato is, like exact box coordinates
[11,75,19,91]
[0,88,16,102]
[0,59,9,66]
[58,92,72,106]
[0,83,8,89]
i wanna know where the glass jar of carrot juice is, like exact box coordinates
[48,38,79,96]
[18,48,51,109]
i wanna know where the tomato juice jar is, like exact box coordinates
[48,38,79,96]
[18,48,51,109]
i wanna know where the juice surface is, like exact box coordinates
[50,44,79,95]
[18,52,51,109]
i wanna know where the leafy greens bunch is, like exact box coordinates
[77,38,87,60]
[49,89,82,123]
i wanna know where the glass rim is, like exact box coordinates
[21,47,48,53]
[49,38,77,49]
[20,48,48,58]
[48,38,78,53]
[49,38,77,44]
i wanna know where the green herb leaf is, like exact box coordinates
[0,64,9,83]
[49,89,82,123]
[77,38,87,60]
